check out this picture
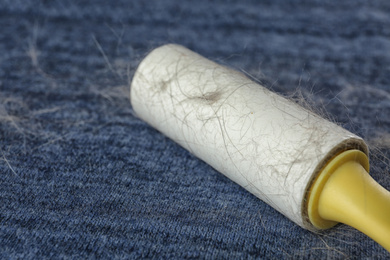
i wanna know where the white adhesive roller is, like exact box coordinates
[130,44,368,229]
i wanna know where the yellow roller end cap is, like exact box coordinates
[308,150,390,252]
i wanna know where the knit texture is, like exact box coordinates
[1,1,390,258]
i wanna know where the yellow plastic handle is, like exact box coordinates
[307,150,390,252]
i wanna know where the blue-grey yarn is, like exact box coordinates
[1,1,390,258]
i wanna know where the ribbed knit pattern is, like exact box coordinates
[1,1,389,258]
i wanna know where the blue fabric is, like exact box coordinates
[1,0,390,258]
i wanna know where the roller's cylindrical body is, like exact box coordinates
[130,44,367,229]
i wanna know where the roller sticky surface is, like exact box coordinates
[130,44,367,229]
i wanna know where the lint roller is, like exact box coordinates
[130,44,390,251]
